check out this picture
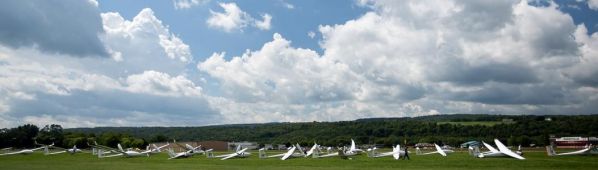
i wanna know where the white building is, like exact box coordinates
[228,141,258,150]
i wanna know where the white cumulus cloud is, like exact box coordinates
[173,0,208,10]
[197,0,598,123]
[126,70,202,97]
[2,0,598,128]
[255,14,272,30]
[100,8,193,76]
[281,1,294,9]
[206,2,251,32]
[206,2,272,32]
[198,33,357,104]
[307,31,316,39]
[589,0,598,10]
[0,6,216,128]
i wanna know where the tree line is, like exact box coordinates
[0,124,156,149]
[2,114,597,149]
[67,114,598,147]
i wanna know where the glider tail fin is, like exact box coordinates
[98,149,104,158]
[469,146,480,157]
[312,147,320,158]
[305,144,317,157]
[117,144,124,152]
[185,144,195,151]
[518,145,523,155]
[167,148,176,158]
[71,145,77,155]
[394,145,401,160]
[468,146,473,155]
[366,148,374,157]
[44,146,49,155]
[546,145,556,156]
[258,148,267,159]
[416,147,422,155]
[205,150,214,158]
[350,139,356,151]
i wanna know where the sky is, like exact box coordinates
[0,0,597,128]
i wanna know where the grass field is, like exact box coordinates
[0,150,596,170]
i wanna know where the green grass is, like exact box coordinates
[0,150,596,170]
[436,121,512,126]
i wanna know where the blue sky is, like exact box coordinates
[95,0,598,61]
[98,0,369,61]
[0,0,597,128]
[556,0,598,32]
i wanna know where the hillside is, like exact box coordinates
[64,114,598,147]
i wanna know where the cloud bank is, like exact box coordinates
[199,0,598,123]
[0,0,107,57]
[206,2,272,32]
[0,0,597,128]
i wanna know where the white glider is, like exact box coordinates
[416,143,453,156]
[304,143,319,157]
[546,144,596,156]
[313,139,363,158]
[167,141,212,159]
[45,145,84,155]
[367,144,403,160]
[0,143,53,156]
[92,142,169,158]
[211,145,251,160]
[471,139,524,160]
[259,143,313,160]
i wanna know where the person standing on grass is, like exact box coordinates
[403,146,410,160]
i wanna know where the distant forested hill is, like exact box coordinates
[65,114,598,147]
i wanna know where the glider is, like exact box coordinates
[167,141,212,159]
[210,145,251,160]
[313,139,363,158]
[546,144,597,156]
[416,143,454,156]
[366,144,403,160]
[259,143,316,160]
[45,145,85,155]
[0,143,53,156]
[91,142,169,158]
[470,139,525,160]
